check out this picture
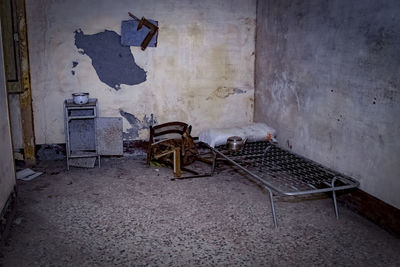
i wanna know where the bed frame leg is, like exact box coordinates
[332,190,339,220]
[268,190,278,228]
[331,177,339,220]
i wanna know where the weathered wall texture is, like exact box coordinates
[255,0,400,208]
[0,21,16,211]
[8,94,23,150]
[26,0,256,144]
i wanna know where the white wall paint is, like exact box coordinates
[26,0,256,144]
[0,21,16,211]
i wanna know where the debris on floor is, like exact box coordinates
[68,157,96,168]
[149,160,166,167]
[2,158,399,266]
[16,168,43,181]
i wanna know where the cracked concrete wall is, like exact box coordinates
[0,21,16,211]
[255,0,400,209]
[26,0,256,143]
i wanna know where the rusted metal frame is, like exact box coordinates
[16,0,35,165]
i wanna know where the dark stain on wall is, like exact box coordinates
[74,29,147,90]
[364,26,396,53]
[206,86,247,100]
[119,109,156,140]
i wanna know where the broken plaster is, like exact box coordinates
[119,109,157,140]
[74,29,147,90]
[206,86,247,100]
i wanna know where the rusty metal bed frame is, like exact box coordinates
[210,141,360,228]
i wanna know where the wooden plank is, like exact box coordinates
[17,0,35,165]
[0,0,22,93]
[338,189,400,237]
[173,147,181,178]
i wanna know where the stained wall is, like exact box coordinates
[26,0,256,144]
[255,0,400,208]
[0,20,16,211]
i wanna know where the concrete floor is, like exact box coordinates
[1,157,399,266]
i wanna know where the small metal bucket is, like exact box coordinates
[226,136,245,151]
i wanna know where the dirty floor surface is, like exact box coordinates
[1,157,399,266]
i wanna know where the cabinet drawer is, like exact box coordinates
[67,108,95,117]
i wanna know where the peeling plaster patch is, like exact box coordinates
[74,29,147,90]
[71,62,78,75]
[206,86,247,100]
[119,109,156,140]
[233,88,246,94]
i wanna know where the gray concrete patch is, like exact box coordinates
[121,19,158,47]
[1,158,399,266]
[74,29,147,90]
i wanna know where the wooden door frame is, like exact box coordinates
[0,0,35,165]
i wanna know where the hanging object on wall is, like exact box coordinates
[121,12,159,51]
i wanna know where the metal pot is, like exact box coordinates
[72,92,89,104]
[226,136,245,151]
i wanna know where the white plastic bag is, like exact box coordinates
[198,123,276,147]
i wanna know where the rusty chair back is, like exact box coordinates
[146,121,198,177]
